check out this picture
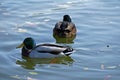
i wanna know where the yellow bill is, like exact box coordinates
[16,43,24,48]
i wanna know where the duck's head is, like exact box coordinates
[16,37,36,50]
[63,15,71,22]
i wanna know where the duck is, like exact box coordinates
[53,14,76,38]
[16,37,74,58]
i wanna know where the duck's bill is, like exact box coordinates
[16,43,24,48]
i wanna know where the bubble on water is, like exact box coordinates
[17,28,27,33]
[83,67,89,70]
[10,75,21,79]
[3,13,11,16]
[101,64,105,70]
[27,77,38,80]
[29,72,38,75]
[106,66,117,69]
[25,21,38,26]
[44,19,50,22]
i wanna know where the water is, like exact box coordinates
[0,0,120,80]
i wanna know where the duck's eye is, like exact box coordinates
[65,30,70,33]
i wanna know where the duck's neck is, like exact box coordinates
[22,47,32,57]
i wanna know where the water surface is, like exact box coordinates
[0,0,120,80]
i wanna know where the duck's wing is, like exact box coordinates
[66,22,76,31]
[54,21,62,30]
[34,44,73,55]
[54,21,76,31]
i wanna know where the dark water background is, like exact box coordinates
[0,0,120,80]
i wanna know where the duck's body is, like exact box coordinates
[17,37,73,58]
[53,15,76,38]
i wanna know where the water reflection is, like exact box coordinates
[53,34,76,43]
[16,56,74,70]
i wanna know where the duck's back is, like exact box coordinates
[29,44,73,58]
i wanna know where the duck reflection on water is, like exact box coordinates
[53,34,76,43]
[16,56,74,70]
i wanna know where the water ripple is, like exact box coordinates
[0,0,120,80]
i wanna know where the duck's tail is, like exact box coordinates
[63,47,73,56]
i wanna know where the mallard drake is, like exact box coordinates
[16,37,73,58]
[53,15,76,38]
